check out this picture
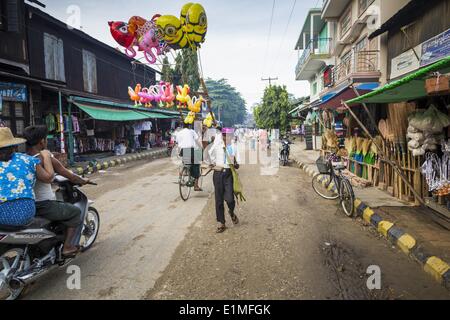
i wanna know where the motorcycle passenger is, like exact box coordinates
[23,125,88,258]
[0,127,54,226]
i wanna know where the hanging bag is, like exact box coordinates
[224,146,246,202]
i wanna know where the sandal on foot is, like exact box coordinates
[216,224,227,233]
[231,214,239,225]
[62,246,81,258]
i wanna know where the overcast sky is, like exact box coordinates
[29,0,316,110]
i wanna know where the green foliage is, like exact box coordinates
[162,48,200,91]
[254,85,291,133]
[205,78,247,127]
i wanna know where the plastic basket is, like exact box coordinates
[316,156,330,174]
[182,148,203,165]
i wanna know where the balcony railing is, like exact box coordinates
[296,38,332,76]
[331,50,380,85]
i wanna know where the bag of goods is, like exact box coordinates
[407,125,419,134]
[412,147,426,157]
[409,105,450,132]
[408,139,420,149]
[406,131,424,142]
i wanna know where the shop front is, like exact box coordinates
[342,56,450,224]
[66,97,176,166]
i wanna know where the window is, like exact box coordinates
[0,101,28,136]
[355,37,368,52]
[340,7,352,37]
[82,50,97,93]
[359,0,375,16]
[44,33,66,81]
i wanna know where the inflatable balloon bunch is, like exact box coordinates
[128,81,177,108]
[203,112,215,128]
[109,3,207,64]
[109,15,168,64]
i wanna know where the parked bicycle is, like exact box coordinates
[312,153,355,217]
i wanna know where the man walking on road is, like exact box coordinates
[208,127,240,233]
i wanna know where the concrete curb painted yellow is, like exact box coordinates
[292,156,450,290]
[71,150,168,177]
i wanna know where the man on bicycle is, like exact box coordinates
[176,123,203,192]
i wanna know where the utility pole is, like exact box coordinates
[261,77,278,86]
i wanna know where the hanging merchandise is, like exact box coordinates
[421,152,450,195]
[407,105,450,156]
[45,113,56,132]
[188,96,204,113]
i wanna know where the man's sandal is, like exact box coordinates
[216,224,227,233]
[231,214,239,225]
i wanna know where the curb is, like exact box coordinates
[292,157,450,290]
[72,149,168,177]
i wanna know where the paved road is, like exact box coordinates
[25,157,213,300]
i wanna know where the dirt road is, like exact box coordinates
[147,161,450,300]
[25,158,213,300]
[24,155,450,300]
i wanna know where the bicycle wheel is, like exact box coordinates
[312,173,339,200]
[179,166,192,201]
[340,178,355,217]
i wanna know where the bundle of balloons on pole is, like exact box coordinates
[110,2,215,127]
[108,2,207,64]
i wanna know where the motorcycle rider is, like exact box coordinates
[23,125,89,258]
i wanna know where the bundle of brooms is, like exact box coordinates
[388,102,416,152]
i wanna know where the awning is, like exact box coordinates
[73,103,172,121]
[316,83,379,109]
[346,56,450,106]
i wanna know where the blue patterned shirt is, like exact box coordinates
[0,153,41,203]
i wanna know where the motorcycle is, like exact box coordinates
[279,138,292,166]
[0,176,100,300]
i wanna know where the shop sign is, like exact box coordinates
[390,45,421,80]
[420,28,450,67]
[0,82,27,102]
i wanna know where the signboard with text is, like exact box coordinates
[421,28,450,66]
[0,82,27,102]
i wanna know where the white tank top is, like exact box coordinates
[33,153,56,202]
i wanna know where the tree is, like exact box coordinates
[162,48,200,91]
[254,85,291,133]
[205,78,247,127]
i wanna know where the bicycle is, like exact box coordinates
[178,151,213,202]
[311,154,355,217]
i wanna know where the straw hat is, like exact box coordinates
[0,127,26,149]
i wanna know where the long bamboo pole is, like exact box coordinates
[342,100,425,205]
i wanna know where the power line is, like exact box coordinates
[261,0,277,78]
[261,77,278,86]
[270,0,297,74]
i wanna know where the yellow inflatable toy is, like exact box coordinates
[176,84,191,106]
[185,3,207,47]
[188,96,203,113]
[203,112,214,128]
[180,3,194,26]
[184,111,196,124]
[155,15,189,50]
